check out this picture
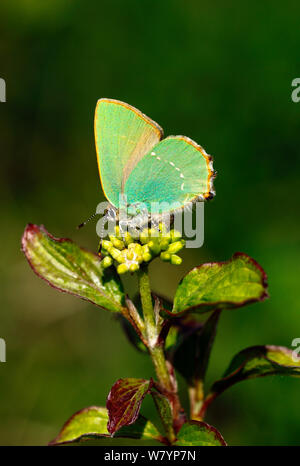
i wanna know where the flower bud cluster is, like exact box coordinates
[101,223,185,274]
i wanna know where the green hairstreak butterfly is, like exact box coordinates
[94,98,215,228]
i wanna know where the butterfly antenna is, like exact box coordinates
[77,212,99,230]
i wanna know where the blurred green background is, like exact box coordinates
[0,0,299,445]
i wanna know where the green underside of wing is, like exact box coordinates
[124,136,212,213]
[95,99,162,207]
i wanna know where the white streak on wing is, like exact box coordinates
[181,182,184,191]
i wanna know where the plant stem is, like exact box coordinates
[189,379,205,420]
[138,266,157,344]
[149,346,173,392]
[137,266,173,392]
[198,392,217,420]
[137,265,185,439]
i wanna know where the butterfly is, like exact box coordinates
[94,98,215,230]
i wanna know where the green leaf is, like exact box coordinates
[174,421,227,446]
[106,378,153,435]
[151,390,175,442]
[50,406,162,445]
[208,345,300,399]
[171,252,268,316]
[22,224,125,312]
[170,311,221,385]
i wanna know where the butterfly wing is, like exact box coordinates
[124,136,215,214]
[94,98,163,207]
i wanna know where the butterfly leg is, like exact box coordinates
[118,220,128,238]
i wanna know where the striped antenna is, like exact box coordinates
[77,212,99,229]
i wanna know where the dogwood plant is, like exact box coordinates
[21,221,300,446]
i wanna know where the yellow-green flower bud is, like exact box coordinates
[126,249,135,261]
[110,247,125,263]
[142,244,150,254]
[148,240,161,256]
[170,254,182,265]
[160,236,171,251]
[101,240,113,251]
[160,251,171,262]
[109,235,125,250]
[117,263,129,274]
[129,263,139,273]
[167,240,185,255]
[102,256,113,268]
[134,243,143,255]
[143,252,152,262]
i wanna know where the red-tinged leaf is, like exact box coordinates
[106,378,153,435]
[199,345,300,419]
[22,224,125,312]
[209,345,300,397]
